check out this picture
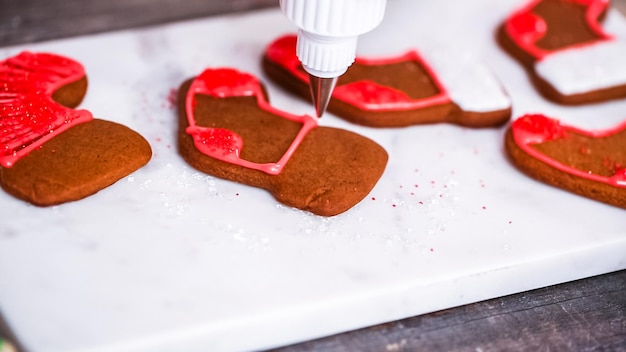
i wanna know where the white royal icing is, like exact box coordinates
[420,48,512,113]
[535,39,626,95]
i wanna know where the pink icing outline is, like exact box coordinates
[0,52,93,168]
[185,68,317,175]
[512,114,626,187]
[265,34,452,112]
[504,0,613,60]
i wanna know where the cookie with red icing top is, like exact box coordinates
[498,0,626,104]
[505,114,626,208]
[262,34,511,128]
[177,68,388,216]
[0,52,152,206]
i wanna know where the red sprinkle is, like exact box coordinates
[166,88,177,109]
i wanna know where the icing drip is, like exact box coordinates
[512,114,626,188]
[185,68,317,175]
[0,52,93,168]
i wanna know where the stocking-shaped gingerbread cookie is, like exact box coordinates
[499,0,626,104]
[506,114,626,208]
[263,35,511,128]
[178,68,388,216]
[0,52,152,206]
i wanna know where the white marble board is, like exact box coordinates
[1,0,625,351]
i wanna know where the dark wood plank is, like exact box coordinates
[0,0,277,46]
[270,270,626,352]
[2,0,623,47]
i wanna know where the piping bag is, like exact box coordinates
[280,0,387,117]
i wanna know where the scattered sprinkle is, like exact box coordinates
[165,88,177,109]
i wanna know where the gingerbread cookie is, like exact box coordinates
[505,114,626,208]
[262,34,511,128]
[498,0,626,104]
[0,52,152,206]
[178,68,388,216]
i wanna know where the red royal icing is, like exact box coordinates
[510,113,568,143]
[512,114,626,187]
[185,68,317,175]
[265,35,451,112]
[266,35,307,82]
[504,0,612,60]
[0,52,93,167]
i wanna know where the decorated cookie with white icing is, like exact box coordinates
[262,34,511,128]
[498,0,626,104]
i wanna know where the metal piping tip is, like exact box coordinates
[309,74,337,118]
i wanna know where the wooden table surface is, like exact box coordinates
[1,1,625,351]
